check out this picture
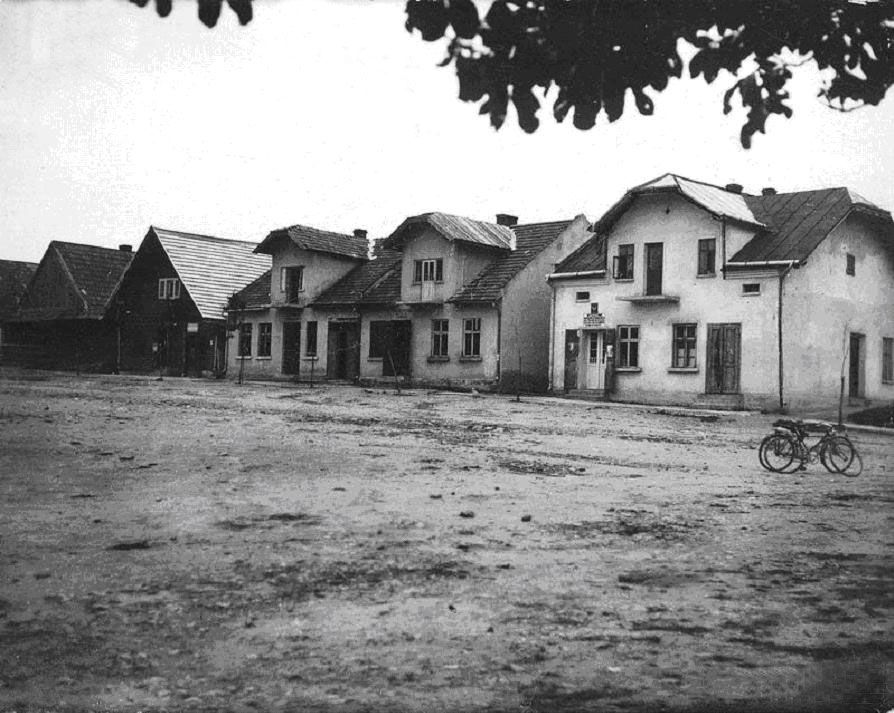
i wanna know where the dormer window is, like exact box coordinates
[157,278,180,300]
[414,258,443,283]
[280,266,304,302]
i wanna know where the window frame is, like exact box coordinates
[883,337,893,383]
[431,319,449,358]
[697,238,716,276]
[157,278,180,300]
[462,317,481,358]
[305,321,318,357]
[575,291,591,302]
[413,258,444,284]
[617,325,640,369]
[238,322,253,358]
[671,323,698,369]
[280,266,304,302]
[742,282,761,296]
[368,320,389,359]
[612,244,634,281]
[257,322,272,358]
[846,253,855,276]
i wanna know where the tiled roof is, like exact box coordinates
[553,235,607,274]
[152,227,271,320]
[53,242,133,318]
[596,173,765,232]
[450,220,573,303]
[313,252,402,306]
[232,270,271,310]
[734,188,892,263]
[0,259,37,320]
[383,212,515,251]
[255,224,369,260]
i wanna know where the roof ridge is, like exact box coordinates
[50,240,135,254]
[152,226,259,247]
[282,223,358,239]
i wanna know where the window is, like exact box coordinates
[157,278,180,300]
[883,337,893,383]
[462,318,481,357]
[612,244,634,280]
[280,266,304,302]
[413,258,443,283]
[742,283,761,295]
[431,319,449,358]
[257,322,272,357]
[618,325,639,368]
[369,321,389,359]
[238,323,252,357]
[305,321,318,357]
[589,336,600,364]
[575,291,590,302]
[698,239,716,276]
[672,324,697,368]
[846,253,855,276]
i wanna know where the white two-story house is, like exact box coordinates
[549,174,894,411]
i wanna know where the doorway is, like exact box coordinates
[849,333,865,398]
[645,243,663,296]
[584,331,606,390]
[563,329,580,391]
[706,323,741,394]
[282,321,301,375]
[327,321,360,380]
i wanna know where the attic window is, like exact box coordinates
[846,253,855,276]
[575,291,590,302]
[158,278,180,300]
[742,283,761,296]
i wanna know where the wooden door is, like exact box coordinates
[645,243,663,296]
[849,333,864,397]
[383,320,412,377]
[585,332,605,390]
[706,323,741,394]
[564,329,580,391]
[282,321,301,375]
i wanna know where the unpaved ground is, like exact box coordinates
[0,372,892,713]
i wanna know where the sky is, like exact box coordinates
[1,0,893,263]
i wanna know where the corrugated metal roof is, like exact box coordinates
[152,227,271,320]
[383,212,515,251]
[255,224,369,260]
[450,220,573,303]
[0,259,38,320]
[313,252,402,307]
[53,242,133,318]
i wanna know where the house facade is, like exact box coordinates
[226,224,370,381]
[549,174,894,411]
[4,242,133,372]
[0,259,38,363]
[115,227,270,376]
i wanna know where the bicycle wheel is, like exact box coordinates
[821,436,856,474]
[759,434,796,473]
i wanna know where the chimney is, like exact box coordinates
[118,244,132,252]
[762,187,777,196]
[725,183,743,194]
[353,228,367,240]
[496,213,518,227]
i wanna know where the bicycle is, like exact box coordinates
[758,419,862,477]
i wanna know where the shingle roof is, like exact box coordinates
[554,235,607,274]
[53,242,133,318]
[383,212,515,251]
[0,259,38,320]
[450,220,573,303]
[733,188,892,262]
[151,227,271,320]
[255,224,369,260]
[313,252,402,307]
[232,270,271,310]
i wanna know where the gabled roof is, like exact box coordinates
[0,259,38,320]
[554,235,607,274]
[231,270,271,310]
[150,227,271,320]
[255,224,369,260]
[733,187,892,263]
[383,212,515,251]
[595,173,765,232]
[313,252,402,307]
[450,220,574,303]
